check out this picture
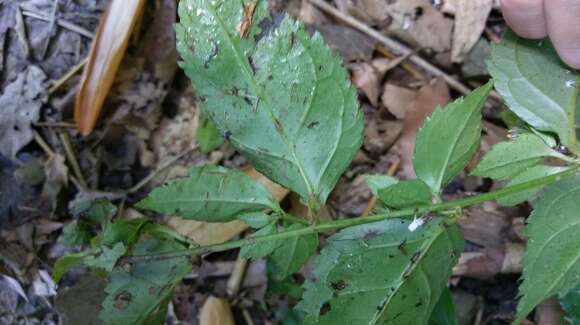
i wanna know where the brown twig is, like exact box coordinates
[226,256,249,297]
[34,121,77,128]
[33,130,83,190]
[362,159,400,216]
[375,46,424,80]
[21,9,94,39]
[48,57,88,94]
[58,132,88,190]
[308,0,471,96]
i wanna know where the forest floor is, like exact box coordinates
[0,0,552,324]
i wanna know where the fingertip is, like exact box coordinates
[545,0,580,70]
[501,0,548,39]
[560,50,580,70]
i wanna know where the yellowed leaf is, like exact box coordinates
[75,0,147,135]
[199,296,235,325]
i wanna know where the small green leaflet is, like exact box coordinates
[515,175,580,323]
[102,218,150,247]
[472,133,568,180]
[378,179,432,209]
[414,81,493,193]
[497,165,571,206]
[365,175,398,197]
[100,238,192,325]
[240,223,282,259]
[269,224,318,281]
[53,251,93,282]
[176,0,364,205]
[137,165,279,222]
[197,112,224,153]
[84,242,127,272]
[560,286,580,325]
[297,218,464,325]
[488,29,580,154]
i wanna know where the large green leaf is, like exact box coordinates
[365,175,398,197]
[378,179,433,209]
[429,287,457,325]
[472,133,568,180]
[560,286,580,325]
[100,238,192,325]
[515,175,580,323]
[488,29,580,153]
[297,218,464,325]
[176,0,364,205]
[240,223,283,259]
[414,82,493,193]
[137,165,279,222]
[84,242,126,272]
[197,112,224,153]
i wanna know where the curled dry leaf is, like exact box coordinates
[450,0,494,63]
[350,62,380,106]
[166,167,289,246]
[75,0,146,135]
[199,296,235,325]
[396,78,450,179]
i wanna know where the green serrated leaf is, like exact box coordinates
[239,211,274,228]
[560,286,580,325]
[515,175,580,323]
[365,175,398,197]
[378,179,432,209]
[429,287,457,325]
[414,81,493,193]
[240,223,283,259]
[297,218,464,325]
[74,200,117,224]
[84,242,126,272]
[472,133,566,180]
[176,0,364,205]
[137,165,278,222]
[53,251,92,282]
[497,165,571,206]
[60,220,93,247]
[100,238,191,325]
[488,29,580,153]
[197,112,224,153]
[270,224,318,281]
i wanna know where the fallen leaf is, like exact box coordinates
[0,66,47,160]
[381,84,417,119]
[396,78,450,179]
[350,62,380,106]
[75,0,147,135]
[299,0,330,25]
[364,118,403,156]
[199,296,235,325]
[451,0,493,63]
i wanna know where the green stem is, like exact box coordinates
[122,166,579,263]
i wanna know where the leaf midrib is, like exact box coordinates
[204,1,315,197]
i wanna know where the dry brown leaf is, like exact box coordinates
[299,0,330,25]
[199,296,235,325]
[166,167,289,246]
[75,0,147,136]
[453,243,524,279]
[381,84,417,119]
[396,78,450,179]
[451,0,494,63]
[350,62,380,106]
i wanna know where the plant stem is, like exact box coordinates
[121,166,579,263]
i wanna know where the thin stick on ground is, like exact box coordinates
[59,132,89,190]
[125,146,198,194]
[308,0,471,96]
[33,130,83,190]
[21,9,94,39]
[49,57,88,94]
[226,256,249,297]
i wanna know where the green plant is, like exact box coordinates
[54,1,580,324]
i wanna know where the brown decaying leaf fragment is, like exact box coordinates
[450,0,494,63]
[74,0,147,136]
[199,296,235,325]
[239,2,257,38]
[396,78,450,179]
